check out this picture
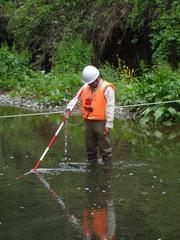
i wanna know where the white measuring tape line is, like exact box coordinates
[0,111,64,119]
[118,100,180,108]
[0,100,179,119]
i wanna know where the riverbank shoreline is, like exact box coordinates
[0,92,133,119]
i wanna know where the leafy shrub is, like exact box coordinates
[54,35,93,73]
[138,64,180,124]
[0,46,82,106]
[0,47,32,90]
[115,62,180,124]
[100,59,137,103]
[150,0,180,66]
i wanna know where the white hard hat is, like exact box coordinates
[82,65,100,84]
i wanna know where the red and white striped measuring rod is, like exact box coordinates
[31,86,84,172]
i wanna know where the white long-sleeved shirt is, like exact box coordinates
[104,83,115,128]
[67,79,115,128]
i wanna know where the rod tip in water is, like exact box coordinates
[16,170,32,180]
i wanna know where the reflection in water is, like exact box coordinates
[34,164,117,240]
[34,172,85,238]
[82,163,116,239]
[0,106,180,240]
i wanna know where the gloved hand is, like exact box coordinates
[63,109,71,123]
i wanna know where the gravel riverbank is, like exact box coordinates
[0,93,133,119]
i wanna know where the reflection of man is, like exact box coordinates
[82,164,116,239]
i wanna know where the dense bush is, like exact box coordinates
[108,62,180,125]
[54,35,93,73]
[0,36,92,105]
[150,0,180,66]
[0,47,32,90]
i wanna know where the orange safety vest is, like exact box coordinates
[82,208,107,238]
[82,208,116,239]
[81,80,114,120]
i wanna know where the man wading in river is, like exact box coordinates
[65,65,115,164]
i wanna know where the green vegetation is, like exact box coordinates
[112,63,180,125]
[0,0,179,124]
[150,0,180,66]
[100,61,180,124]
[0,36,92,105]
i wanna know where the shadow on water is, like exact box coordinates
[0,106,180,240]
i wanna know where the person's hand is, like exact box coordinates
[63,109,71,123]
[104,127,110,135]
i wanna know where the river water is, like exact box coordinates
[0,106,179,240]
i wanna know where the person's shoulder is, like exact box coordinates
[104,81,114,90]
[102,79,113,85]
